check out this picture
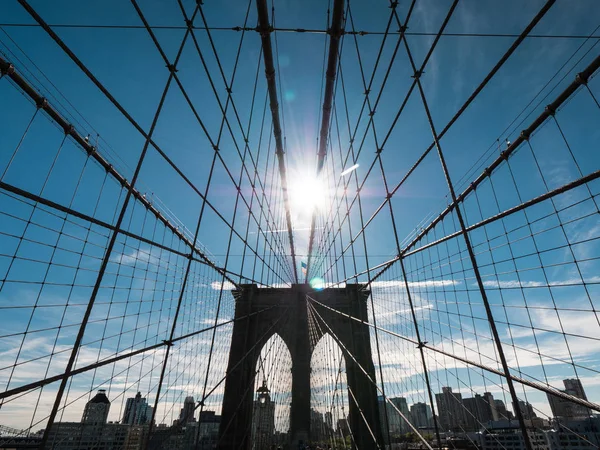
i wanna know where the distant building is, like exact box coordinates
[273,430,289,448]
[494,399,513,420]
[517,400,537,420]
[479,422,549,450]
[547,379,590,419]
[81,389,110,425]
[122,392,153,425]
[463,394,494,431]
[311,408,326,441]
[179,396,196,424]
[392,397,411,433]
[252,381,275,448]
[198,411,221,449]
[411,402,432,429]
[378,397,394,437]
[45,422,129,450]
[436,387,467,431]
[480,416,599,450]
[45,390,138,450]
[484,392,499,421]
[378,396,410,436]
[124,425,149,450]
[545,416,600,450]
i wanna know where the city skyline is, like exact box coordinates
[1,0,600,448]
[33,389,222,450]
[376,378,593,436]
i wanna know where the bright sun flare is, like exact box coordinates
[289,172,328,217]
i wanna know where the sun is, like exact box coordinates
[288,170,328,218]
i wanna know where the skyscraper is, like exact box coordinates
[198,411,221,449]
[81,389,110,426]
[179,396,196,424]
[517,400,537,420]
[46,390,129,450]
[378,396,407,435]
[484,392,498,421]
[122,392,153,425]
[564,379,587,400]
[391,397,411,433]
[252,381,275,448]
[311,408,326,441]
[494,399,512,420]
[463,394,494,431]
[435,387,467,431]
[547,378,590,418]
[410,402,432,429]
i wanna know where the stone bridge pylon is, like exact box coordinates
[218,283,383,449]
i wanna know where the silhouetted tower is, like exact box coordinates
[410,402,432,429]
[547,379,590,418]
[219,284,383,449]
[436,387,466,431]
[463,394,494,430]
[123,392,153,425]
[81,389,110,425]
[252,381,275,448]
[484,392,499,421]
[494,399,513,420]
[179,396,196,424]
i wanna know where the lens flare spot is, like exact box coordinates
[284,90,296,102]
[309,277,325,291]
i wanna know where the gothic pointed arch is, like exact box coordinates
[310,333,350,447]
[218,284,383,449]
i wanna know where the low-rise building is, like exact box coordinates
[45,422,129,450]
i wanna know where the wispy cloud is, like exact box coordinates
[371,279,459,289]
[482,275,600,289]
[210,280,236,291]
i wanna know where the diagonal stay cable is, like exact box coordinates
[308,296,600,414]
[309,0,422,277]
[0,55,238,286]
[308,1,407,276]
[14,0,287,286]
[328,0,591,285]
[362,49,600,285]
[195,305,289,410]
[177,0,296,281]
[31,4,199,444]
[399,51,600,256]
[0,298,276,399]
[147,310,287,449]
[306,298,435,450]
[315,0,558,280]
[0,179,263,285]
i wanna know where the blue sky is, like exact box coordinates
[0,0,600,436]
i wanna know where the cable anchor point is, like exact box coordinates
[36,97,48,109]
[544,104,556,116]
[576,72,589,85]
